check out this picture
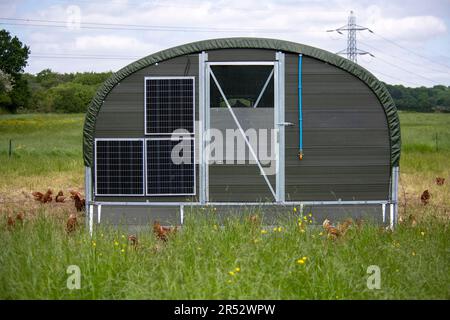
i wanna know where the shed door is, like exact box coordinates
[205,61,283,202]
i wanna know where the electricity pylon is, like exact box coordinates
[327,11,374,63]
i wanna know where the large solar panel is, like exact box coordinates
[146,138,195,195]
[145,77,194,135]
[95,140,144,196]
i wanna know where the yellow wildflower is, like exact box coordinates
[308,213,312,217]
[412,251,416,256]
[235,267,241,273]
[277,227,282,232]
[261,229,268,234]
[121,248,125,253]
[302,256,307,260]
[114,241,119,246]
[121,234,125,239]
[420,231,425,236]
[213,224,218,230]
[300,229,305,233]
[319,232,323,236]
[92,241,96,247]
[229,271,235,276]
[293,207,297,212]
[297,258,305,265]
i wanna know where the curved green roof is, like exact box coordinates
[83,37,400,167]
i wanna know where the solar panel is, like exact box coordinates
[145,77,195,135]
[146,138,195,195]
[95,139,144,196]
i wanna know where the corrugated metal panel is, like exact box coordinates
[284,54,390,200]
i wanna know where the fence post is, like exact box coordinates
[8,139,12,157]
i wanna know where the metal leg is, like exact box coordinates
[89,205,94,236]
[98,204,102,224]
[180,204,184,225]
[389,203,394,230]
[382,203,386,224]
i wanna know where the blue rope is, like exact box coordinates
[298,54,303,160]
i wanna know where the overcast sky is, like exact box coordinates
[1,0,449,87]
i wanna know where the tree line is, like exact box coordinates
[0,29,449,114]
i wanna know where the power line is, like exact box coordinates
[0,17,295,33]
[30,54,137,60]
[364,66,429,87]
[358,38,449,74]
[368,53,440,85]
[371,31,450,70]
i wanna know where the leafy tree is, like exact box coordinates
[0,29,30,112]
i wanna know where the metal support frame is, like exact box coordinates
[253,69,274,108]
[199,51,208,204]
[275,51,285,202]
[91,200,390,206]
[84,166,92,229]
[390,166,399,229]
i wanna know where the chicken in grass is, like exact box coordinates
[128,235,138,248]
[420,190,431,205]
[16,212,25,224]
[7,215,15,230]
[70,191,85,212]
[153,221,178,242]
[337,218,353,235]
[55,190,66,203]
[322,219,341,240]
[66,213,78,234]
[32,191,44,202]
[42,189,53,203]
[248,214,260,225]
[436,177,445,186]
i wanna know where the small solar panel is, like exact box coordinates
[145,77,194,135]
[95,140,144,196]
[146,138,195,195]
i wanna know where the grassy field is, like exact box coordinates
[0,112,449,299]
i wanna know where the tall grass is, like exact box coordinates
[0,210,448,299]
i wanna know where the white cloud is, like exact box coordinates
[6,0,449,86]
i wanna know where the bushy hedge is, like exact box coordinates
[22,70,112,113]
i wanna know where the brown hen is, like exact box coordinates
[153,221,178,242]
[42,189,53,203]
[66,213,78,234]
[322,219,341,239]
[55,190,66,203]
[420,190,430,205]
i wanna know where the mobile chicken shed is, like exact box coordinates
[83,37,400,230]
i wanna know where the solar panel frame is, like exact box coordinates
[94,138,145,196]
[145,137,196,196]
[144,76,195,136]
